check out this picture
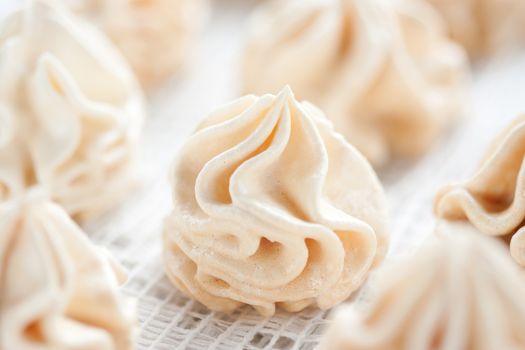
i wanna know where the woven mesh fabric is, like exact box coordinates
[2,1,523,348]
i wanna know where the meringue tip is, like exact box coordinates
[277,85,294,99]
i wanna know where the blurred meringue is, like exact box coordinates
[435,115,525,266]
[427,0,525,57]
[242,0,468,166]
[319,223,525,350]
[0,1,145,221]
[0,105,26,202]
[163,87,389,317]
[65,0,209,88]
[0,196,135,350]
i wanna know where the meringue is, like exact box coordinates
[0,105,26,202]
[435,115,525,266]
[0,197,135,350]
[426,0,525,57]
[318,223,525,350]
[0,1,144,221]
[163,87,389,317]
[242,0,468,166]
[64,0,209,88]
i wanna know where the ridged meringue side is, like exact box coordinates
[435,115,525,266]
[427,0,525,57]
[0,197,135,350]
[64,0,209,88]
[242,0,468,166]
[0,1,145,221]
[319,223,525,350]
[0,104,26,202]
[163,87,389,317]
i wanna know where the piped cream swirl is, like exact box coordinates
[164,87,389,316]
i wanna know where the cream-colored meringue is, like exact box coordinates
[319,223,525,350]
[0,105,26,202]
[0,1,144,221]
[63,0,209,88]
[0,197,135,350]
[242,0,468,166]
[163,86,389,317]
[435,115,525,266]
[426,0,525,58]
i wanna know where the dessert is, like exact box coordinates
[427,0,525,57]
[163,86,389,317]
[319,223,525,350]
[0,196,135,350]
[435,115,525,266]
[0,1,144,221]
[64,0,209,88]
[242,0,468,166]
[0,105,25,202]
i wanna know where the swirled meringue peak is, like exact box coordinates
[0,195,135,350]
[435,115,525,266]
[319,222,525,350]
[64,0,209,88]
[242,0,468,166]
[427,0,525,58]
[163,87,389,317]
[0,1,145,220]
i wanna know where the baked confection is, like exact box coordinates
[0,105,25,202]
[318,222,525,350]
[426,0,525,57]
[0,196,135,350]
[242,0,468,166]
[435,115,525,266]
[163,86,389,316]
[65,0,209,88]
[0,1,144,221]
